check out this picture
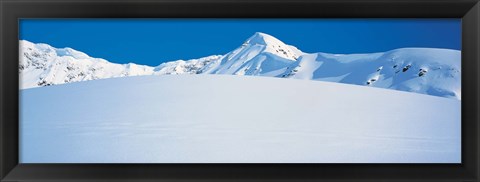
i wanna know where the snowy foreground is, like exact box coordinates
[20,75,460,163]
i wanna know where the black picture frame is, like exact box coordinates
[1,0,479,181]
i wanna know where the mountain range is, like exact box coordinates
[19,32,461,99]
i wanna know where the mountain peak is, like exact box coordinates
[20,40,91,59]
[251,32,271,39]
[238,32,301,61]
[244,32,285,46]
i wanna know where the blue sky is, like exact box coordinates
[20,19,461,66]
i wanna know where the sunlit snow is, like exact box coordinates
[20,75,460,163]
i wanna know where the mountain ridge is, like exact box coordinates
[19,32,461,99]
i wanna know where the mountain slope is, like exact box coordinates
[19,32,461,99]
[196,33,461,99]
[199,32,302,75]
[282,48,461,100]
[20,75,460,163]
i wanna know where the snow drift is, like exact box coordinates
[20,75,460,163]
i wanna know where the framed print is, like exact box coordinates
[1,0,479,181]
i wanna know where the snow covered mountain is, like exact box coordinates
[19,32,461,99]
[19,40,221,89]
[199,32,461,100]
